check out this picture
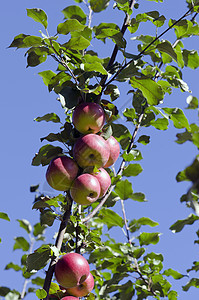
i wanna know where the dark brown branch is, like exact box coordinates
[43,197,73,299]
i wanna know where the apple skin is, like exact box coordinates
[61,297,79,300]
[72,102,105,134]
[70,173,101,205]
[103,136,120,168]
[66,272,94,297]
[55,253,90,288]
[73,134,110,168]
[46,156,79,191]
[84,167,111,198]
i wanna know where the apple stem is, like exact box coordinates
[42,195,73,299]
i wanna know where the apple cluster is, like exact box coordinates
[55,253,94,299]
[46,102,120,206]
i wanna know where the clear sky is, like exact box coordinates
[0,0,199,299]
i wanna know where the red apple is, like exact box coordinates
[61,297,79,300]
[55,253,90,288]
[73,134,110,168]
[103,136,120,168]
[70,173,101,205]
[46,156,79,191]
[66,272,94,297]
[84,167,111,198]
[72,102,105,134]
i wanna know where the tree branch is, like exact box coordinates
[43,197,73,299]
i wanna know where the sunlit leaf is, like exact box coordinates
[27,8,48,29]
[139,232,160,246]
[13,237,30,252]
[17,219,32,234]
[170,214,199,233]
[62,5,87,24]
[122,163,143,177]
[34,113,61,123]
[0,212,10,221]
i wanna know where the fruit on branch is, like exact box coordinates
[84,167,111,198]
[70,173,101,205]
[103,136,120,168]
[55,253,90,288]
[61,297,79,300]
[73,134,110,168]
[72,102,105,134]
[66,272,94,297]
[46,156,79,191]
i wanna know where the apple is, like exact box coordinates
[84,167,111,198]
[70,173,101,205]
[55,253,90,288]
[66,272,94,297]
[73,134,110,168]
[103,136,120,168]
[72,102,105,134]
[61,297,79,300]
[46,156,79,191]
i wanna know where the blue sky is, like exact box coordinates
[0,0,199,299]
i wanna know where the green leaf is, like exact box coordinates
[130,77,164,105]
[8,34,30,48]
[162,107,190,130]
[40,210,57,227]
[114,179,134,200]
[122,149,143,161]
[89,0,110,13]
[122,163,143,177]
[104,84,120,101]
[183,278,199,291]
[26,246,51,272]
[64,36,90,50]
[186,95,199,109]
[36,288,47,299]
[138,232,160,246]
[130,192,147,202]
[34,113,61,123]
[33,223,46,237]
[170,214,199,233]
[5,263,22,272]
[97,208,124,229]
[32,277,44,287]
[38,70,56,86]
[163,268,184,280]
[0,287,10,297]
[137,217,159,227]
[26,47,48,67]
[59,86,81,109]
[123,108,136,122]
[57,19,85,35]
[26,8,48,29]
[0,212,10,221]
[13,237,30,251]
[137,135,150,145]
[183,49,199,69]
[83,62,108,75]
[150,117,169,130]
[17,219,32,234]
[32,144,63,166]
[157,41,177,62]
[62,5,87,24]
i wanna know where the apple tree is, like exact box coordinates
[1,0,199,299]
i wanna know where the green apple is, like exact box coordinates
[72,102,105,134]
